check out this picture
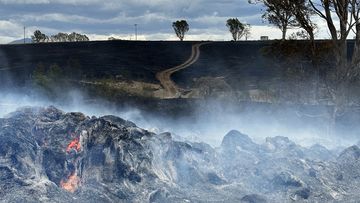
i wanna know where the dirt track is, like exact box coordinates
[156,42,211,98]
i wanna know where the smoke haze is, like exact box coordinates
[0,88,358,150]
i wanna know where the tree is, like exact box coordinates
[244,24,251,40]
[287,0,319,103]
[68,32,89,42]
[50,32,89,42]
[270,0,360,134]
[288,30,310,40]
[226,18,246,41]
[172,20,189,41]
[32,30,48,43]
[249,0,298,40]
[73,33,89,41]
[51,33,68,42]
[68,32,76,42]
[289,0,316,42]
[306,0,360,132]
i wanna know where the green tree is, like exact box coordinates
[172,20,189,41]
[289,0,316,42]
[50,32,89,42]
[32,30,48,43]
[249,0,298,40]
[226,18,248,41]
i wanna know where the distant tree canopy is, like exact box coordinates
[32,30,48,43]
[172,20,189,41]
[289,0,316,41]
[226,18,250,41]
[249,0,298,40]
[31,30,89,43]
[249,0,315,41]
[52,32,89,42]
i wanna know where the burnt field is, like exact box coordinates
[170,40,355,93]
[0,40,356,90]
[0,40,282,90]
[172,41,275,90]
[1,40,360,136]
[0,40,193,87]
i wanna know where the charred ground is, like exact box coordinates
[1,40,360,140]
[1,106,360,202]
[2,40,360,202]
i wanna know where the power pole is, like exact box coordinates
[134,24,138,41]
[24,26,26,44]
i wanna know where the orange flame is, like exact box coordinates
[60,173,80,193]
[66,137,81,153]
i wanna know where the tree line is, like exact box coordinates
[32,19,251,43]
[171,1,315,42]
[172,18,251,41]
[32,30,89,43]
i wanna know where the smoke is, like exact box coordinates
[1,87,358,150]
[146,99,357,149]
[0,89,140,121]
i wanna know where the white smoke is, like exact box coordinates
[0,89,357,149]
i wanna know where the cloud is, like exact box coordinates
[0,0,100,5]
[0,0,342,43]
[0,0,265,42]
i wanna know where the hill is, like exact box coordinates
[8,38,33,44]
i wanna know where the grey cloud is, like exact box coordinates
[0,0,269,42]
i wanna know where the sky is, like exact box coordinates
[0,0,336,43]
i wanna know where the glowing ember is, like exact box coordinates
[66,137,81,153]
[60,173,80,193]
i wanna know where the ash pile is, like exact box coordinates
[1,106,360,202]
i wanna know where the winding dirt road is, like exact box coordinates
[156,42,211,98]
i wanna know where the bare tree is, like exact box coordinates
[283,0,360,133]
[253,0,360,133]
[305,0,360,130]
[288,0,318,101]
[172,20,189,41]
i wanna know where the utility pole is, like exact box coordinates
[23,26,26,44]
[134,24,138,41]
